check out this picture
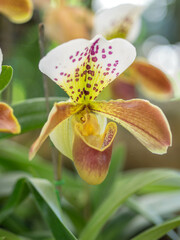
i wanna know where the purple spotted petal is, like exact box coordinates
[39,35,136,103]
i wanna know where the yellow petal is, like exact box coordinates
[29,101,83,160]
[0,0,33,23]
[50,116,74,160]
[0,102,20,134]
[89,100,172,154]
[73,113,117,185]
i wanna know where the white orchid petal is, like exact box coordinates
[39,35,136,103]
[93,4,144,42]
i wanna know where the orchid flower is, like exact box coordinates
[29,35,172,185]
[93,4,173,100]
[0,0,33,23]
[93,4,143,42]
[110,59,173,100]
[0,49,20,134]
[44,2,93,43]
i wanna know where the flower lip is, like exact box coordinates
[73,116,117,185]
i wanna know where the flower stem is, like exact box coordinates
[38,23,62,196]
[52,147,63,193]
[38,23,50,114]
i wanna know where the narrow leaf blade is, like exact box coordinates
[132,216,180,240]
[0,177,77,240]
[80,170,180,240]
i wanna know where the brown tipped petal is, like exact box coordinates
[131,60,173,100]
[0,102,20,134]
[0,0,33,23]
[73,121,117,185]
[89,100,172,154]
[29,102,83,160]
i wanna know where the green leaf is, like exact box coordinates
[98,210,135,240]
[0,179,29,223]
[0,140,86,210]
[0,228,24,240]
[0,140,54,181]
[0,172,30,197]
[0,177,77,240]
[126,196,180,240]
[132,216,180,240]
[0,66,13,93]
[139,177,180,193]
[80,169,180,240]
[0,97,67,139]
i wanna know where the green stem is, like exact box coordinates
[38,23,50,114]
[52,147,63,192]
[38,23,63,198]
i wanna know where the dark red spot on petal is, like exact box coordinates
[86,64,91,70]
[92,57,98,62]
